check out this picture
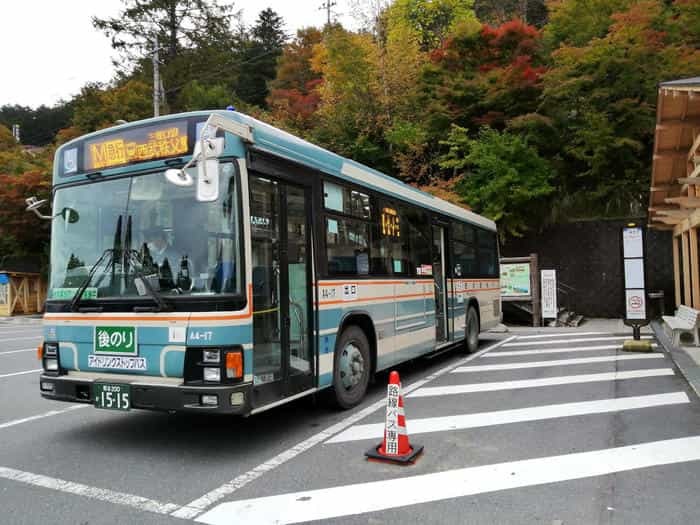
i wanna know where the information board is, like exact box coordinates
[501,263,531,297]
[541,270,558,319]
[622,226,646,321]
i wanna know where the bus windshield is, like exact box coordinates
[48,161,242,302]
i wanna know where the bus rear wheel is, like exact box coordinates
[464,306,479,353]
[332,326,370,409]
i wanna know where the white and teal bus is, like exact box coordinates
[33,110,500,415]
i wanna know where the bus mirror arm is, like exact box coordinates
[25,196,53,220]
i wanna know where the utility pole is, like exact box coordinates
[319,0,336,26]
[152,35,160,117]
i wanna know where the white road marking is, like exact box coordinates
[0,348,36,356]
[0,466,188,515]
[0,336,43,342]
[514,332,609,340]
[503,336,653,348]
[487,344,657,357]
[0,369,42,379]
[409,369,675,398]
[0,405,88,431]
[453,353,664,373]
[326,392,690,443]
[196,436,700,525]
[170,336,518,519]
[0,329,44,336]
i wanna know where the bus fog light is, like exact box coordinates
[40,381,54,392]
[200,394,218,406]
[44,358,59,371]
[202,350,220,363]
[230,392,245,406]
[203,367,220,382]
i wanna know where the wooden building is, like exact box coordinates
[649,78,700,308]
[0,258,45,316]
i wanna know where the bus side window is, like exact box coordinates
[403,206,431,277]
[477,229,498,277]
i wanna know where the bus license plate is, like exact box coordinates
[94,383,131,411]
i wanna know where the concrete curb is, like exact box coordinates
[651,320,700,399]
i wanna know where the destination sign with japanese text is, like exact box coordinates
[84,122,189,170]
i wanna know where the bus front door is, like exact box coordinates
[250,175,314,408]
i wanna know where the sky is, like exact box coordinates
[0,0,360,109]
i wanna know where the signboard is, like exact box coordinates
[622,226,646,321]
[94,326,138,355]
[541,270,558,319]
[0,273,9,285]
[84,121,189,170]
[625,289,646,320]
[500,263,531,296]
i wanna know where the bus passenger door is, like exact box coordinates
[432,225,449,344]
[249,175,314,408]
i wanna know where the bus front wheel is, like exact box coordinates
[465,306,479,353]
[332,326,370,409]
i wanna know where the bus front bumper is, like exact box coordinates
[39,374,251,415]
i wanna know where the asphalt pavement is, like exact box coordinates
[2,322,700,524]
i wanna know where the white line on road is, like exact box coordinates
[409,369,675,398]
[195,436,700,525]
[0,405,88,431]
[0,336,43,343]
[169,336,517,520]
[0,329,44,335]
[453,353,665,373]
[486,344,657,357]
[0,348,36,356]
[514,332,610,340]
[326,392,690,443]
[0,466,186,516]
[503,336,653,347]
[0,369,42,379]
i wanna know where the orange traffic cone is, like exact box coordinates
[365,370,423,464]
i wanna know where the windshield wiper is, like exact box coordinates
[124,250,171,312]
[69,248,116,312]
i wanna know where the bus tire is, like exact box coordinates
[332,325,371,409]
[464,306,479,353]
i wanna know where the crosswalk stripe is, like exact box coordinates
[514,332,609,340]
[453,353,664,373]
[487,344,657,357]
[408,369,675,398]
[326,392,690,443]
[196,436,700,525]
[504,336,653,347]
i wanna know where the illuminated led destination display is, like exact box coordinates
[84,122,189,170]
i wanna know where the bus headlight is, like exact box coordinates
[203,367,221,382]
[44,358,59,371]
[202,349,220,363]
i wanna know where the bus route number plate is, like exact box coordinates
[94,383,131,411]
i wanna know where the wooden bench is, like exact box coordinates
[662,305,700,346]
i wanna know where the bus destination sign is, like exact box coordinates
[84,121,189,170]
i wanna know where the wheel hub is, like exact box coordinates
[339,343,365,389]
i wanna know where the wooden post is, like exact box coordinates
[673,234,682,308]
[682,231,692,305]
[691,227,700,309]
[530,253,541,327]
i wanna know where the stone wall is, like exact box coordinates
[500,219,674,319]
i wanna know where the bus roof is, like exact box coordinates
[56,110,497,232]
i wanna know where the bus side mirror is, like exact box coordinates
[195,136,224,203]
